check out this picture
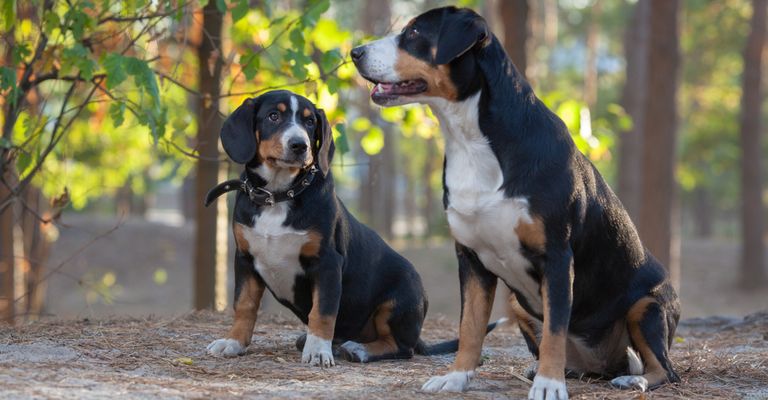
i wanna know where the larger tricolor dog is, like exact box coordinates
[205,90,498,366]
[352,7,680,400]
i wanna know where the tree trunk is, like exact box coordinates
[20,186,52,318]
[638,0,681,289]
[499,0,529,77]
[618,0,649,224]
[422,136,437,237]
[739,0,767,288]
[193,2,224,310]
[692,187,714,239]
[0,25,18,324]
[358,0,394,239]
[583,0,601,109]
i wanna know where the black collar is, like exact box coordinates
[204,165,318,207]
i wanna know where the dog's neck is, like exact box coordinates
[248,163,302,192]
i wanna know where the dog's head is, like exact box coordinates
[220,90,334,176]
[351,6,489,106]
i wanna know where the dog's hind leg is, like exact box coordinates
[611,295,680,391]
[339,298,420,362]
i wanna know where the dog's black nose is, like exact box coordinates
[351,46,365,62]
[289,138,308,155]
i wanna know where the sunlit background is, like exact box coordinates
[0,0,766,325]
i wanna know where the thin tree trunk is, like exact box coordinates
[583,0,601,109]
[499,0,529,77]
[692,187,714,239]
[739,0,767,288]
[193,2,224,310]
[618,0,649,224]
[638,0,681,289]
[358,0,394,239]
[0,26,18,324]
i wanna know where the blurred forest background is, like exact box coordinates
[0,0,766,325]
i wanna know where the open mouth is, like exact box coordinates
[367,78,428,103]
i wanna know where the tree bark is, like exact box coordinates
[499,0,529,77]
[358,0,394,239]
[618,0,649,224]
[583,0,601,109]
[739,0,767,288]
[0,25,18,324]
[193,2,224,310]
[638,0,681,289]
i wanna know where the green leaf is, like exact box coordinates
[1,0,15,30]
[12,43,31,64]
[0,66,16,91]
[334,123,349,156]
[320,48,342,73]
[215,0,226,14]
[103,53,127,89]
[242,52,260,80]
[16,151,31,175]
[0,137,11,149]
[63,7,92,40]
[231,0,248,22]
[62,44,96,80]
[109,102,126,128]
[301,0,330,28]
[289,27,305,50]
[43,11,61,36]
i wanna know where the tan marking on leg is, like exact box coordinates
[452,277,497,371]
[300,231,322,258]
[394,50,458,101]
[515,215,546,252]
[233,223,250,253]
[308,284,336,340]
[627,297,669,386]
[361,300,399,356]
[277,103,286,112]
[537,279,567,380]
[227,275,265,346]
[510,295,539,343]
[302,108,311,117]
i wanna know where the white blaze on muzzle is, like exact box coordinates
[357,34,402,83]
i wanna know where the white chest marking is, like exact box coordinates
[237,203,308,301]
[430,93,542,312]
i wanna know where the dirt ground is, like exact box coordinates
[1,311,767,399]
[4,215,766,399]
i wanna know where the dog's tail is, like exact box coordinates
[414,318,507,356]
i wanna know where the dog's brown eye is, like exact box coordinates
[304,119,315,128]
[407,27,418,39]
[268,112,279,122]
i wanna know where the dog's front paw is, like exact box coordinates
[528,375,568,400]
[300,334,334,367]
[610,375,648,391]
[421,371,474,393]
[207,338,246,357]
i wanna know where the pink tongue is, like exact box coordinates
[371,83,396,96]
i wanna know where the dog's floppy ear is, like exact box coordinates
[314,108,335,176]
[434,9,489,65]
[221,97,261,164]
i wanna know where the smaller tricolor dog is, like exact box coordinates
[206,90,498,366]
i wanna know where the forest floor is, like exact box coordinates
[1,311,767,400]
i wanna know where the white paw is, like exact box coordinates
[528,375,568,400]
[421,371,474,393]
[207,338,245,357]
[611,375,648,391]
[340,340,369,362]
[301,333,334,367]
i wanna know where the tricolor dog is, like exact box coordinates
[205,90,499,366]
[351,7,680,399]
